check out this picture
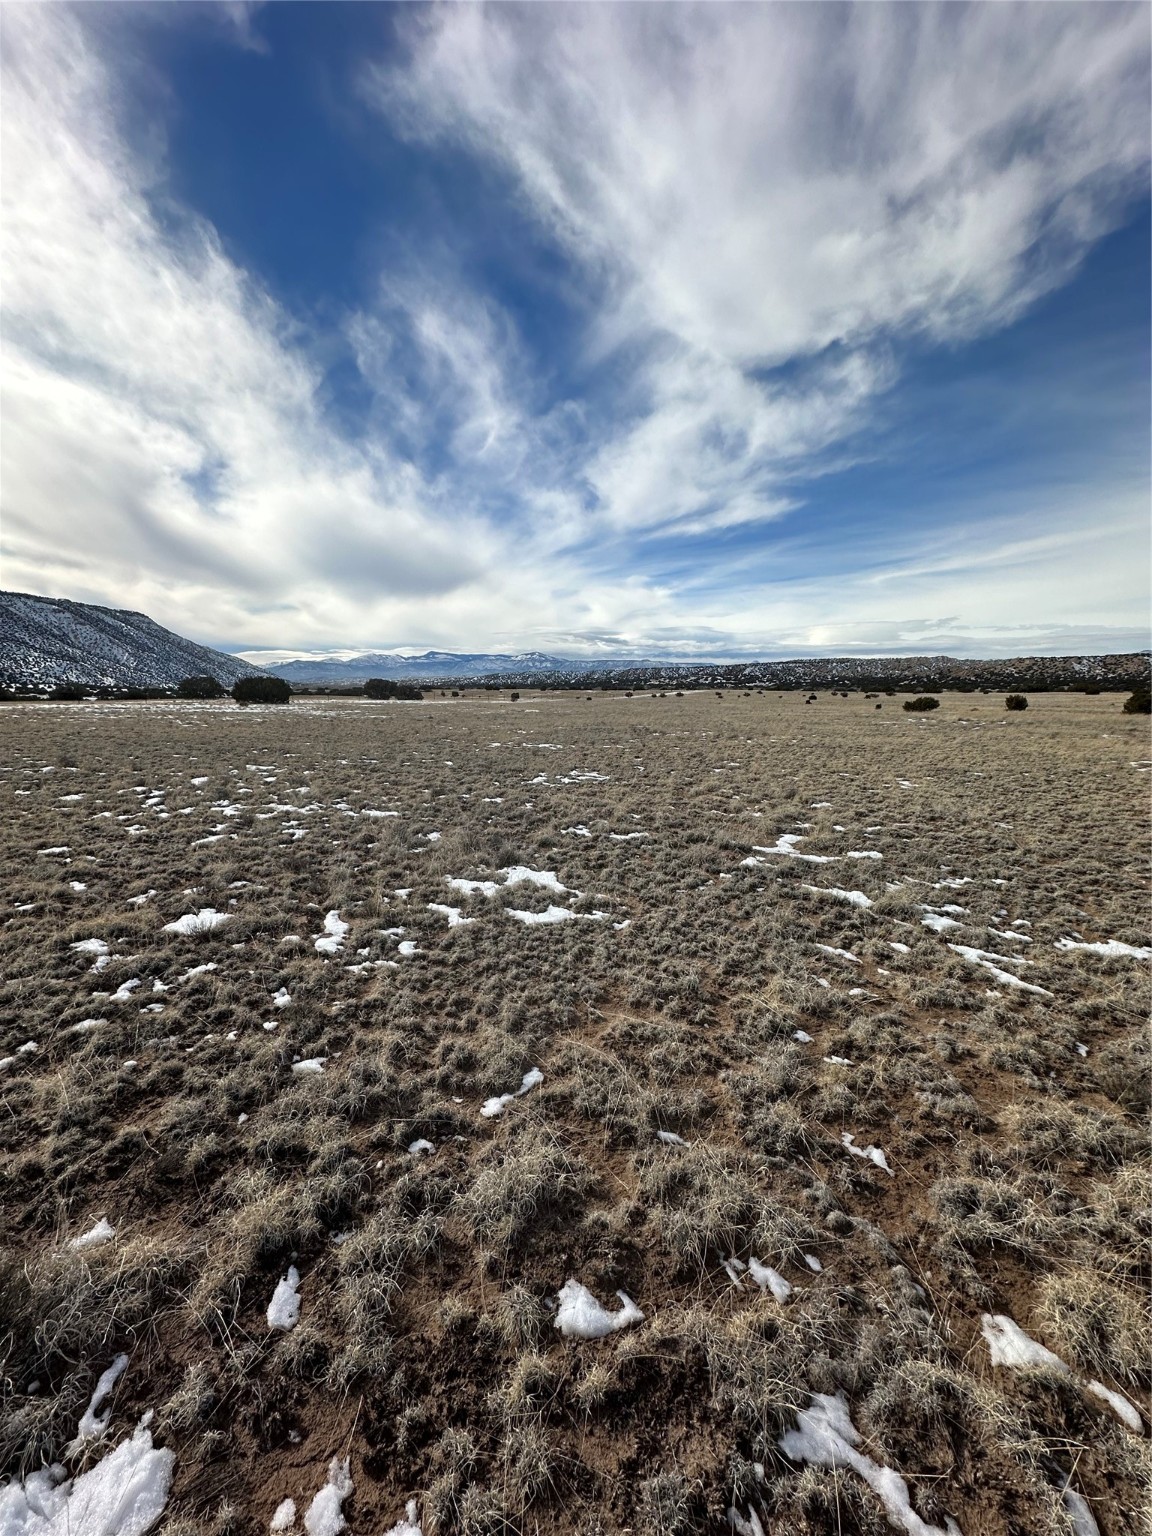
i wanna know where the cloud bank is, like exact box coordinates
[1,2,1148,656]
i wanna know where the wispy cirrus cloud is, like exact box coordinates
[368,2,1148,546]
[1,2,1148,657]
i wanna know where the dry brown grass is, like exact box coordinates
[0,689,1148,1534]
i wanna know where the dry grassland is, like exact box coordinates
[1,690,1149,1536]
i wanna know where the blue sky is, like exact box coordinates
[1,2,1148,659]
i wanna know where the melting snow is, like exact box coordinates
[743,833,836,865]
[508,904,580,925]
[921,913,963,933]
[842,1133,893,1175]
[948,945,1053,996]
[381,1500,423,1536]
[69,1218,116,1252]
[1061,1485,1100,1536]
[162,909,230,936]
[747,1259,792,1302]
[981,1314,1069,1373]
[981,1317,1143,1429]
[72,938,112,971]
[304,1458,352,1536]
[656,1130,689,1147]
[779,1392,955,1536]
[292,1059,327,1076]
[314,911,349,954]
[0,1420,174,1536]
[267,1267,302,1330]
[178,963,217,982]
[554,1280,644,1340]
[481,1067,543,1118]
[428,904,473,927]
[803,886,874,908]
[815,944,861,964]
[72,1354,129,1445]
[1085,1379,1143,1432]
[1055,937,1152,960]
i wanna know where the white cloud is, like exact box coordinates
[0,3,1147,658]
[378,4,1148,356]
[371,2,1149,541]
[0,4,485,643]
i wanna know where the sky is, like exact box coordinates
[1,2,1149,662]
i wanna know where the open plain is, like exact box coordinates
[1,690,1149,1536]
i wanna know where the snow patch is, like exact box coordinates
[304,1458,352,1536]
[841,1133,893,1175]
[747,1259,792,1302]
[162,909,230,936]
[815,944,861,964]
[1086,1379,1143,1432]
[1055,937,1152,960]
[980,1314,1069,1373]
[314,911,349,954]
[481,1067,543,1118]
[553,1280,644,1340]
[0,1422,173,1536]
[72,1354,129,1445]
[948,945,1053,996]
[428,904,473,928]
[69,1218,116,1252]
[779,1392,955,1536]
[267,1268,302,1331]
[381,1500,422,1536]
[802,885,873,908]
[744,832,836,865]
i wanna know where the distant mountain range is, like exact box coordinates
[0,590,1146,694]
[0,591,261,690]
[266,650,621,683]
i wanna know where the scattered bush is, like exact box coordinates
[1122,683,1150,715]
[903,696,940,712]
[48,684,86,701]
[363,678,424,701]
[1005,695,1028,711]
[177,675,226,699]
[231,675,290,704]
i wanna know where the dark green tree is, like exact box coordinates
[232,676,291,704]
[177,675,226,699]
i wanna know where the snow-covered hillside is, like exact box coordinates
[0,591,262,690]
